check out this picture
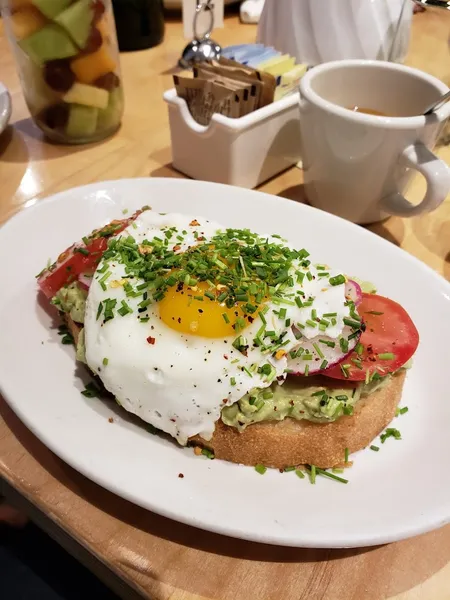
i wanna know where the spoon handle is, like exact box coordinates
[423,89,450,115]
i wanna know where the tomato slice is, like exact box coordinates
[322,293,419,381]
[37,209,146,298]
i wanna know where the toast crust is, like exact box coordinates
[66,314,406,469]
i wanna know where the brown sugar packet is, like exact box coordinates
[194,81,244,124]
[189,80,241,125]
[174,75,244,124]
[195,63,262,113]
[173,75,205,112]
[216,56,276,107]
[193,66,257,116]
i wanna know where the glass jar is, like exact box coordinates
[3,0,124,144]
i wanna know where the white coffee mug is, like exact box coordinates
[298,60,450,224]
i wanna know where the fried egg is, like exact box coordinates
[84,211,353,444]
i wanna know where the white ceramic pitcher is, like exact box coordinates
[257,0,413,66]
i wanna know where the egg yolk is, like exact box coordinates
[159,282,251,338]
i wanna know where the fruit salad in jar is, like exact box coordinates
[4,0,124,144]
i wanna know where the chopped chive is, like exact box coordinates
[319,339,335,348]
[320,359,328,370]
[222,313,230,324]
[335,395,348,401]
[309,465,316,484]
[304,364,309,376]
[201,448,215,459]
[399,406,409,415]
[81,381,102,398]
[295,469,305,479]
[102,357,109,366]
[380,428,401,443]
[370,445,379,452]
[74,247,89,256]
[204,291,215,300]
[284,466,295,472]
[194,295,204,301]
[258,311,267,325]
[367,310,383,315]
[378,352,395,360]
[255,464,267,475]
[230,377,236,386]
[316,468,348,484]
[329,275,345,286]
[98,270,112,285]
[343,317,361,329]
[344,447,349,462]
[340,364,349,378]
[262,391,274,400]
[355,342,364,356]
[311,308,317,321]
[339,337,349,353]
[323,312,337,318]
[295,296,303,308]
[313,342,324,359]
[96,302,103,320]
[306,319,317,328]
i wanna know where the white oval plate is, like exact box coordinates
[0,82,12,136]
[1,178,449,548]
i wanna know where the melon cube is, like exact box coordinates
[63,81,109,109]
[71,44,116,84]
[10,7,47,40]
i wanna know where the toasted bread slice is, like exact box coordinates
[65,314,406,469]
[191,371,406,469]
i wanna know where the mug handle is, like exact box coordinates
[380,142,450,217]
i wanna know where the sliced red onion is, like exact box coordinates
[78,273,93,291]
[345,279,362,306]
[287,325,361,375]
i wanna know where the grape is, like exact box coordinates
[91,0,106,24]
[82,27,102,54]
[94,72,120,91]
[44,60,75,93]
[38,103,70,130]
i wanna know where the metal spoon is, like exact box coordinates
[179,1,221,69]
[423,90,450,114]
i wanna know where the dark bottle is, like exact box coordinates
[112,0,165,51]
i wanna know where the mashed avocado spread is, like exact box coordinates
[53,282,407,428]
[53,282,87,324]
[221,374,395,429]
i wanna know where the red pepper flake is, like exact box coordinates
[173,245,181,252]
[178,473,184,478]
[197,236,205,241]
[189,219,200,226]
[223,354,228,360]
[147,336,156,345]
[108,417,114,423]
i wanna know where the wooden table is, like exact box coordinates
[1,9,450,600]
